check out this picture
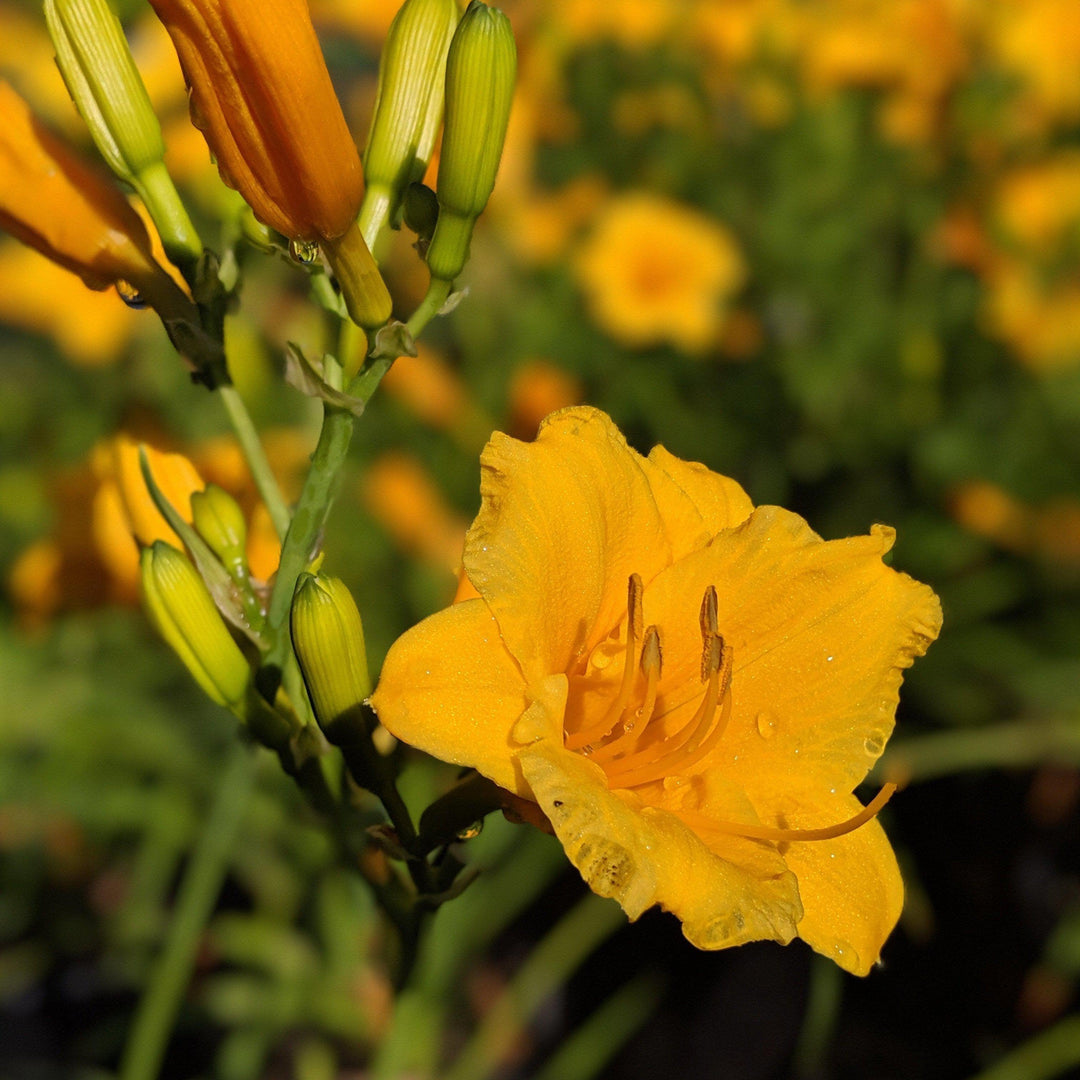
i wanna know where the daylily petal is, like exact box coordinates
[464,407,673,681]
[645,444,755,556]
[774,791,904,976]
[517,738,802,949]
[369,597,528,793]
[635,505,942,797]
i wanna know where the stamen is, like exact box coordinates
[701,587,720,680]
[679,784,898,844]
[591,626,661,764]
[565,574,643,750]
[603,588,731,788]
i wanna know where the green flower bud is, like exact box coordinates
[141,541,250,709]
[45,0,202,268]
[290,573,371,737]
[191,484,248,578]
[426,0,516,281]
[361,0,459,243]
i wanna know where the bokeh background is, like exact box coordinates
[2,0,1080,1077]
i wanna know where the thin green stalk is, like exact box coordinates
[531,975,662,1080]
[967,1015,1080,1080]
[443,895,626,1080]
[217,385,291,540]
[793,955,844,1079]
[406,278,452,339]
[119,742,255,1080]
[267,406,354,630]
[877,719,1080,785]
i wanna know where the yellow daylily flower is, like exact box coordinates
[371,407,942,974]
[0,81,189,320]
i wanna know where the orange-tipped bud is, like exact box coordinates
[148,0,364,244]
[0,80,184,314]
[110,436,204,548]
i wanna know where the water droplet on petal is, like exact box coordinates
[864,732,886,757]
[662,775,687,791]
[826,655,834,662]
[115,280,146,308]
[290,239,320,264]
[454,820,484,841]
[755,710,779,739]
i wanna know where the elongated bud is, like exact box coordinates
[291,573,371,737]
[148,0,364,245]
[191,484,248,578]
[141,541,249,709]
[322,222,394,329]
[361,0,459,244]
[45,0,202,269]
[426,1,516,281]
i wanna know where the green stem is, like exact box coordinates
[443,895,626,1080]
[267,406,354,630]
[968,1015,1080,1080]
[877,720,1080,785]
[119,742,255,1080]
[793,955,844,1079]
[136,160,203,279]
[217,385,292,541]
[406,277,453,340]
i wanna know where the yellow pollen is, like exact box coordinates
[678,784,898,844]
[565,573,643,751]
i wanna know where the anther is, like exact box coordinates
[592,625,661,764]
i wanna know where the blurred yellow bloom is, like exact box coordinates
[575,192,745,354]
[0,81,188,316]
[361,451,469,574]
[994,154,1080,254]
[148,0,362,244]
[554,0,676,48]
[0,6,81,129]
[983,0,1080,127]
[985,259,1080,372]
[372,408,942,972]
[9,431,300,624]
[0,240,140,366]
[506,359,584,438]
[949,481,1031,554]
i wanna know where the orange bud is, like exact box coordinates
[148,0,363,243]
[0,81,177,303]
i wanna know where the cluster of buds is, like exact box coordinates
[1,0,517,349]
[2,0,517,755]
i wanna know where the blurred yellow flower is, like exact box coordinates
[372,408,942,972]
[0,81,189,318]
[0,240,140,366]
[575,193,745,354]
[361,451,469,574]
[9,431,301,624]
[507,359,584,438]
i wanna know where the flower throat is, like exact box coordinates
[563,574,895,843]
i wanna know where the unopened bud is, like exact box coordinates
[45,0,201,268]
[46,0,162,183]
[426,1,516,281]
[362,0,459,244]
[322,221,393,330]
[290,573,371,737]
[191,484,248,578]
[140,541,249,709]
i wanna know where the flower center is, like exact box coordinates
[563,573,733,789]
[562,573,895,844]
